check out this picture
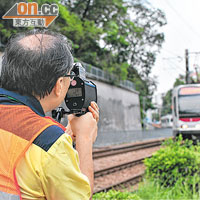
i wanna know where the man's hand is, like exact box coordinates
[66,101,99,142]
[88,101,99,122]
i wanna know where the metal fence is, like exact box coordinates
[0,51,136,92]
[82,62,136,92]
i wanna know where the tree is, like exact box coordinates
[59,0,166,79]
[126,0,166,77]
[161,74,185,116]
[1,0,167,121]
[173,74,185,87]
[0,0,29,49]
[161,89,172,116]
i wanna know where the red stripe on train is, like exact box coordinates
[179,118,200,122]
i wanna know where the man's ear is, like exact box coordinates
[54,77,63,97]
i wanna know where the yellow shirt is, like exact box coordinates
[16,133,91,200]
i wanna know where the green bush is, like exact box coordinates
[144,136,200,187]
[93,190,141,200]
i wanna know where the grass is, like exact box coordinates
[93,175,200,200]
[135,176,200,200]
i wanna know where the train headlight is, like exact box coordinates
[181,124,188,129]
[195,124,200,129]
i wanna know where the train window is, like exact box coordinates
[173,97,177,116]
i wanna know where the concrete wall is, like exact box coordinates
[92,79,142,132]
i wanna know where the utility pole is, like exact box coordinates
[194,65,200,83]
[185,49,189,84]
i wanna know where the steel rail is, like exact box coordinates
[93,139,163,159]
[94,155,151,178]
[94,173,144,194]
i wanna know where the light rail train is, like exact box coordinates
[172,84,200,139]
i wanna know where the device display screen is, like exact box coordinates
[67,88,82,98]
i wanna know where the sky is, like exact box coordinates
[147,0,200,96]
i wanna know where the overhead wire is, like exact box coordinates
[164,0,200,39]
[144,0,194,61]
[144,0,194,46]
[143,0,200,88]
[157,57,184,77]
[151,0,200,81]
[155,0,197,47]
[165,60,184,74]
[161,48,183,58]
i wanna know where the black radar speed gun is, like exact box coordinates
[65,62,97,114]
[52,62,97,122]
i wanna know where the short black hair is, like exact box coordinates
[0,29,73,98]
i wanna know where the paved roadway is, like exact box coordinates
[94,128,173,147]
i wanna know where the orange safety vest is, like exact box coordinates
[0,104,66,200]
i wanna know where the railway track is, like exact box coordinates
[94,155,151,178]
[94,172,144,194]
[94,156,151,193]
[93,138,168,194]
[93,138,165,159]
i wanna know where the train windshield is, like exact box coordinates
[179,94,200,116]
